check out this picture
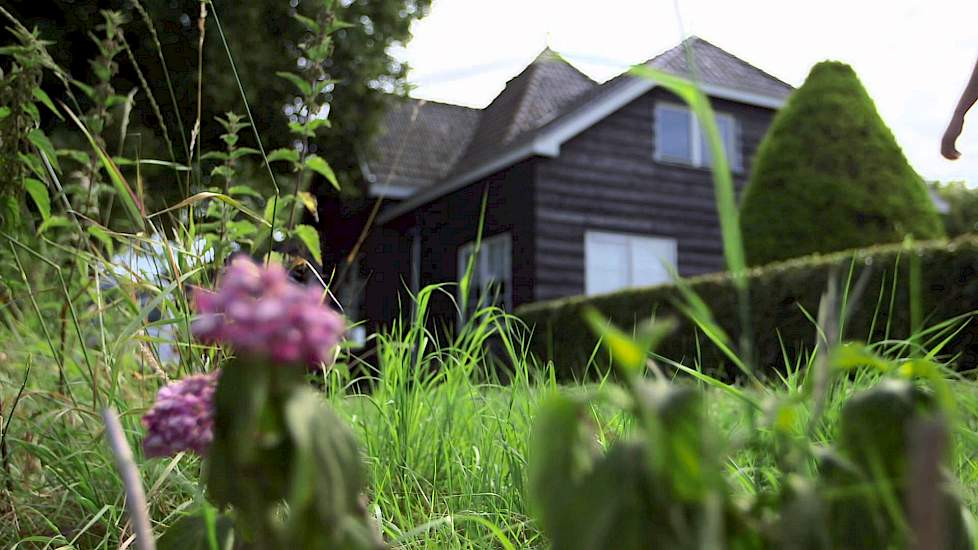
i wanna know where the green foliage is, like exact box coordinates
[740,61,944,266]
[518,235,978,380]
[934,181,978,237]
[7,0,432,195]
[204,358,384,548]
[528,317,972,549]
[157,508,235,550]
[0,18,59,231]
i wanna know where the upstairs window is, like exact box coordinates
[457,233,512,319]
[654,103,742,172]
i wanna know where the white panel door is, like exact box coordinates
[585,231,677,296]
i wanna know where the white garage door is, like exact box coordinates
[585,231,678,296]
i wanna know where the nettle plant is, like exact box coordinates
[142,256,384,548]
[528,312,973,550]
[0,12,67,233]
[257,0,346,267]
[160,0,344,271]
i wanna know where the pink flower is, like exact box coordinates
[191,256,345,366]
[142,371,219,457]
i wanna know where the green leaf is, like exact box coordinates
[210,165,234,179]
[231,147,260,160]
[276,71,313,97]
[17,152,46,180]
[157,508,234,550]
[0,106,11,120]
[87,225,114,254]
[584,309,664,377]
[325,19,355,34]
[284,389,364,522]
[220,133,239,148]
[61,103,145,230]
[59,149,90,165]
[297,191,318,217]
[0,196,19,228]
[266,148,300,164]
[304,155,339,190]
[527,392,600,547]
[148,192,271,227]
[200,151,229,162]
[38,215,72,234]
[305,117,331,133]
[293,224,323,265]
[228,185,264,199]
[27,129,61,174]
[23,178,50,221]
[32,88,63,120]
[292,13,320,33]
[264,197,280,225]
[227,219,258,240]
[71,79,95,99]
[21,102,39,124]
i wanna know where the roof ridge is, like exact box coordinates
[677,36,794,90]
[502,61,544,143]
[393,95,482,111]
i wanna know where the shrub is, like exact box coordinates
[516,236,978,380]
[739,61,944,267]
[934,180,978,237]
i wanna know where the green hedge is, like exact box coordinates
[516,236,978,380]
[739,61,944,267]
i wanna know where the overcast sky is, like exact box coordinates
[392,0,978,184]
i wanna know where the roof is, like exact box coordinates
[647,37,793,99]
[366,37,794,215]
[365,98,481,196]
[452,49,597,174]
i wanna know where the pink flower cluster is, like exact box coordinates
[141,371,219,457]
[191,256,345,366]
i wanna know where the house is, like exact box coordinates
[354,37,793,331]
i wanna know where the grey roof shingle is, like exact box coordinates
[453,49,597,173]
[365,37,792,192]
[647,37,793,99]
[365,98,481,191]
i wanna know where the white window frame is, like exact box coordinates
[457,232,512,312]
[654,102,742,172]
[584,230,678,296]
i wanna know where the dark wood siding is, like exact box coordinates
[533,88,776,301]
[362,160,537,330]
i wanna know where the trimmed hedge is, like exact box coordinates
[516,236,978,380]
[739,61,944,267]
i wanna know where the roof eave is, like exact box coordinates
[377,138,558,224]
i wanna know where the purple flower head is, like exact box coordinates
[191,256,345,366]
[142,371,219,457]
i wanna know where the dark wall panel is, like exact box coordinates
[362,160,537,330]
[533,88,776,301]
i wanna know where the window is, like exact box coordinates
[585,231,677,296]
[457,233,512,318]
[654,103,742,171]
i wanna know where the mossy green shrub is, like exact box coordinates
[934,180,978,237]
[739,61,944,267]
[517,236,978,380]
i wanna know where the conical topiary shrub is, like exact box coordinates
[739,61,944,267]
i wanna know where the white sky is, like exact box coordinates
[392,0,978,184]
